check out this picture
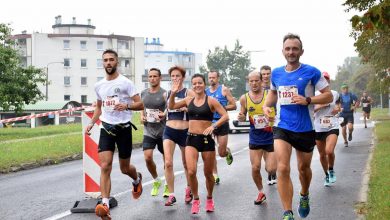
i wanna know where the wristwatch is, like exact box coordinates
[305,97,312,105]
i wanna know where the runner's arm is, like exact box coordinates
[223,86,237,111]
[204,98,228,135]
[129,94,144,110]
[237,95,247,122]
[85,100,102,134]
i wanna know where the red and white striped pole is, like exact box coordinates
[82,109,101,198]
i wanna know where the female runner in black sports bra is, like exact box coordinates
[168,73,228,215]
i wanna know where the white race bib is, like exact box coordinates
[253,114,268,129]
[145,109,160,123]
[278,85,298,105]
[103,96,120,112]
[320,115,333,128]
[363,103,369,108]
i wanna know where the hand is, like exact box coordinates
[291,94,308,105]
[158,111,165,120]
[171,79,181,94]
[203,126,214,135]
[263,106,273,120]
[180,107,188,112]
[85,123,94,136]
[237,112,246,122]
[114,103,128,111]
[140,116,146,124]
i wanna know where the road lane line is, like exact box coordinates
[44,146,249,220]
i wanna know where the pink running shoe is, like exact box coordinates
[205,198,215,212]
[191,199,200,214]
[185,187,193,204]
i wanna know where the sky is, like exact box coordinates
[1,0,358,79]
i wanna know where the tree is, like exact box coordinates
[203,40,253,98]
[0,23,46,112]
[343,0,390,71]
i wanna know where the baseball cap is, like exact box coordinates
[322,71,330,80]
[341,83,348,88]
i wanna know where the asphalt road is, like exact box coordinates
[0,114,373,220]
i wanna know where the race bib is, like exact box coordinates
[278,85,298,105]
[253,114,268,129]
[145,109,160,123]
[103,96,120,112]
[168,97,184,112]
[320,115,333,128]
[363,103,369,108]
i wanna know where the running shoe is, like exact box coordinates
[205,198,215,212]
[214,174,220,185]
[95,203,111,220]
[324,175,330,187]
[185,187,193,204]
[348,132,353,141]
[163,184,169,198]
[329,170,337,183]
[151,179,162,196]
[282,210,295,220]
[344,141,348,147]
[132,172,143,199]
[297,194,310,218]
[254,192,266,205]
[191,199,200,214]
[267,174,273,185]
[165,194,177,206]
[226,148,233,165]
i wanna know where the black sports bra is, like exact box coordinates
[188,96,214,121]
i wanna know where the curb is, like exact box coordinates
[0,143,142,174]
[355,124,376,219]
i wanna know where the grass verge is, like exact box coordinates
[366,108,390,219]
[0,112,144,172]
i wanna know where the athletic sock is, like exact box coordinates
[102,198,110,209]
[207,196,213,199]
[329,167,334,171]
[133,176,140,185]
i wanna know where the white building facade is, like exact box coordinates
[143,38,202,91]
[13,16,144,103]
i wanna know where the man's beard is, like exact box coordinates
[105,66,117,75]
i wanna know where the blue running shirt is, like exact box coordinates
[271,64,328,132]
[206,85,228,122]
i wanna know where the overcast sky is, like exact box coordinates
[1,0,358,79]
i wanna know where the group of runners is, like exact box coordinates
[85,33,372,220]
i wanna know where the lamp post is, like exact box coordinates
[46,62,64,101]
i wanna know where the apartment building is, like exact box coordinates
[143,37,202,91]
[12,16,144,103]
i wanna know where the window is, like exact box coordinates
[97,59,103,68]
[97,41,103,50]
[123,59,130,68]
[97,77,104,82]
[18,39,27,46]
[63,40,70,49]
[118,40,129,49]
[144,69,148,75]
[188,56,192,62]
[64,95,71,101]
[168,56,172,62]
[81,95,88,103]
[81,59,87,68]
[80,41,87,50]
[81,77,87,86]
[64,76,71,86]
[64,58,71,67]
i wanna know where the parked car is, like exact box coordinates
[228,101,250,133]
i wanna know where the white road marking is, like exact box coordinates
[43,147,249,220]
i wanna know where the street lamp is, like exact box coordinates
[46,62,64,101]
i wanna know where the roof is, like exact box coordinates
[0,101,82,112]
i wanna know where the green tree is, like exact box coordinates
[343,0,390,71]
[0,23,46,112]
[203,40,253,98]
